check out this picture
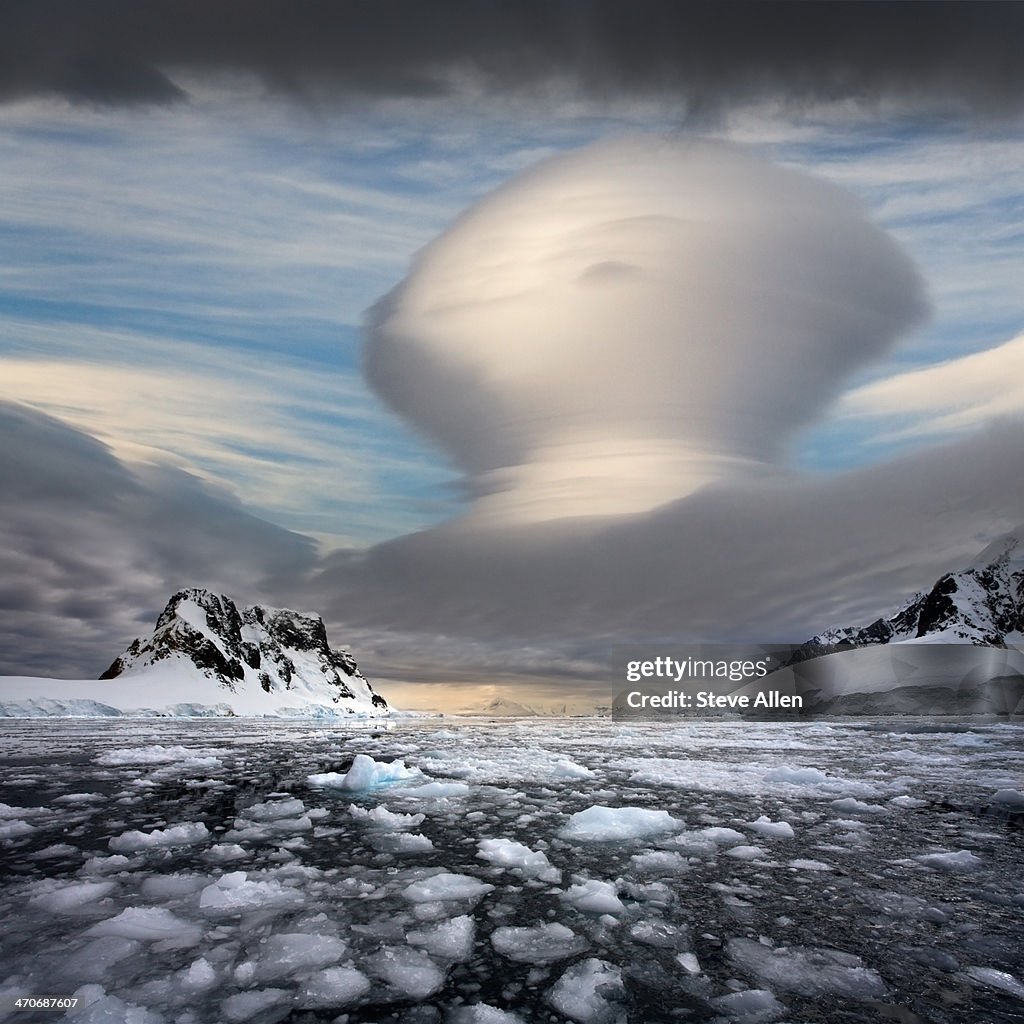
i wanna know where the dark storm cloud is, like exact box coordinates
[2,1,1023,114]
[0,401,317,677]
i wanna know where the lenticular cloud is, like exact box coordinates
[366,136,926,524]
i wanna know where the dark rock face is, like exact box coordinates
[793,532,1024,662]
[99,587,387,710]
[913,574,962,638]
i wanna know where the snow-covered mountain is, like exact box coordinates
[782,531,1024,715]
[795,530,1024,658]
[0,589,389,718]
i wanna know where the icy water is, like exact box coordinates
[0,717,1022,1024]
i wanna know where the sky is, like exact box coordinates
[1,1,1023,710]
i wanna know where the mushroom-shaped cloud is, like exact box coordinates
[366,136,927,524]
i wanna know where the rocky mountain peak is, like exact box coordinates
[154,588,242,636]
[100,588,387,712]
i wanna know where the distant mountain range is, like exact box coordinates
[457,697,610,718]
[457,697,540,717]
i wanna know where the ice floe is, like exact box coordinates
[562,878,625,915]
[915,848,984,871]
[560,805,680,841]
[349,803,426,829]
[547,957,625,1023]
[492,922,589,964]
[476,837,560,881]
[109,822,210,853]
[402,872,494,904]
[728,937,888,999]
[307,753,422,790]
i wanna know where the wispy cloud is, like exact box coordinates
[838,333,1024,443]
[0,98,460,330]
[0,320,461,545]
